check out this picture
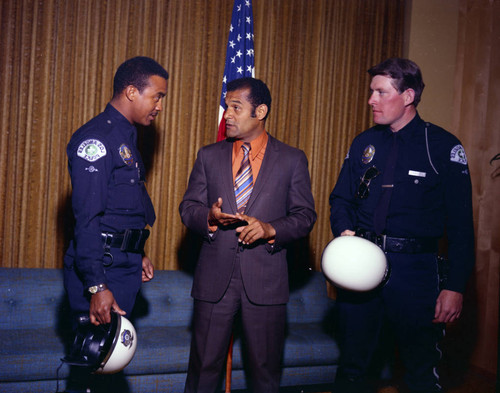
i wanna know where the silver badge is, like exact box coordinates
[362,145,375,164]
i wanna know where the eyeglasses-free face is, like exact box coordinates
[355,166,380,199]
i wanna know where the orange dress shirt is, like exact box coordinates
[232,131,268,182]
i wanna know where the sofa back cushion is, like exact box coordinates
[287,271,334,324]
[131,269,194,328]
[0,268,67,330]
[0,268,332,330]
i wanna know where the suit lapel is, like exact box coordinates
[217,140,238,214]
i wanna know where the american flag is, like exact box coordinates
[217,0,255,141]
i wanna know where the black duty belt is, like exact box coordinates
[101,229,150,254]
[356,229,438,254]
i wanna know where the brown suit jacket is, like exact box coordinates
[179,134,316,305]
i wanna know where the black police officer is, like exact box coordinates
[63,57,168,393]
[329,58,474,393]
[64,56,168,327]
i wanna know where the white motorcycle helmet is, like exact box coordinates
[321,235,389,291]
[62,312,137,374]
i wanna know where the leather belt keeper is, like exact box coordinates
[356,229,438,254]
[101,229,150,253]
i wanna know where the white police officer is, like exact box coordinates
[329,58,474,393]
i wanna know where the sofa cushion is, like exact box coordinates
[0,327,69,381]
[131,270,194,329]
[123,326,191,375]
[0,267,337,392]
[0,268,68,330]
[287,271,334,324]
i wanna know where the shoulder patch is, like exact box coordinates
[77,139,107,162]
[450,144,467,165]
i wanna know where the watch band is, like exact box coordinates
[88,283,108,294]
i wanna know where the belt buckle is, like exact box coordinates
[121,229,139,252]
[375,234,386,251]
[121,229,149,253]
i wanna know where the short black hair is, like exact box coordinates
[113,56,169,97]
[368,58,425,107]
[226,77,272,120]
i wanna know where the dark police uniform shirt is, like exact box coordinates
[66,104,155,288]
[330,114,474,293]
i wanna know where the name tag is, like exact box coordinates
[408,170,426,178]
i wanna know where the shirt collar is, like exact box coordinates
[233,131,268,161]
[105,103,137,138]
[381,112,424,142]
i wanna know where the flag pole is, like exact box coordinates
[218,1,255,391]
[225,335,234,393]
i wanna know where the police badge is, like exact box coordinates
[119,144,134,166]
[362,145,375,164]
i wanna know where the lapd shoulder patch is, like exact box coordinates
[450,144,467,165]
[77,139,107,162]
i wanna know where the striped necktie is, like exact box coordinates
[234,142,253,213]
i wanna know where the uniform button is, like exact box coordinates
[107,120,112,124]
[414,179,419,184]
[130,179,135,184]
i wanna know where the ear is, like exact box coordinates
[403,88,415,106]
[255,104,268,121]
[124,85,137,102]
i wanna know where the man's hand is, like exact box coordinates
[89,290,126,326]
[142,255,154,282]
[341,229,356,236]
[234,213,276,245]
[208,197,243,227]
[433,289,463,324]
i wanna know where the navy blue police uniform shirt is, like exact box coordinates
[330,114,474,293]
[67,103,155,288]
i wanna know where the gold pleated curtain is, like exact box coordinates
[0,0,404,270]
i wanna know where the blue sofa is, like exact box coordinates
[0,267,338,392]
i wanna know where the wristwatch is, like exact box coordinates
[88,283,108,294]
